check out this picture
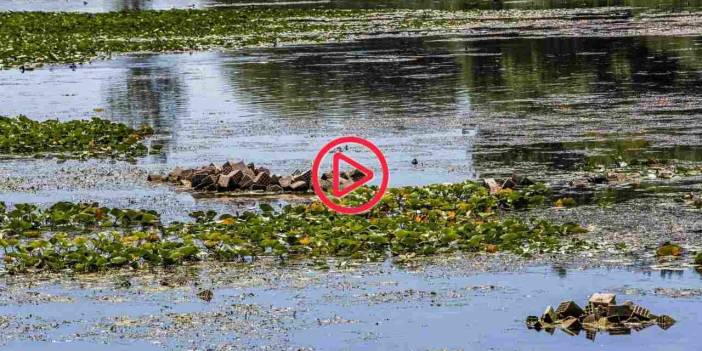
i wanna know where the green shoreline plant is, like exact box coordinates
[0,182,589,274]
[0,115,153,159]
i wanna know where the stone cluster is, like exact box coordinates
[147,159,367,193]
[526,293,675,340]
[148,160,313,193]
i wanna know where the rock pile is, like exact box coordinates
[147,159,367,193]
[526,293,675,339]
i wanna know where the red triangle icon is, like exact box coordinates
[331,152,374,198]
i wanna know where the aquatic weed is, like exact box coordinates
[0,115,153,159]
[1,182,589,274]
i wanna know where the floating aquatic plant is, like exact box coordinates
[0,115,153,159]
[0,7,651,69]
[1,181,589,274]
[0,202,160,236]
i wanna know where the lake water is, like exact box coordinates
[0,3,701,350]
[0,263,700,350]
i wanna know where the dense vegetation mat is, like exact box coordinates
[0,182,589,274]
[0,115,153,159]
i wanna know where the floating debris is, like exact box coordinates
[526,293,675,338]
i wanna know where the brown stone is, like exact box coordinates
[484,178,501,194]
[279,176,293,189]
[348,169,367,181]
[525,316,541,330]
[168,166,184,181]
[657,315,676,330]
[208,163,223,174]
[607,305,632,321]
[251,183,267,190]
[194,174,218,190]
[541,305,557,324]
[582,314,597,327]
[555,301,585,319]
[242,167,256,180]
[228,170,244,187]
[180,169,195,181]
[222,159,247,174]
[293,169,312,184]
[191,171,211,189]
[608,324,631,335]
[589,293,616,307]
[290,180,308,191]
[147,173,165,182]
[238,174,254,189]
[253,172,271,187]
[217,173,232,190]
[266,184,283,193]
[631,304,652,320]
[561,317,582,334]
[256,167,271,176]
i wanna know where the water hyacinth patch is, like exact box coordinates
[1,181,589,274]
[0,115,153,159]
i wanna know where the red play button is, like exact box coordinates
[331,152,374,198]
[312,136,390,215]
